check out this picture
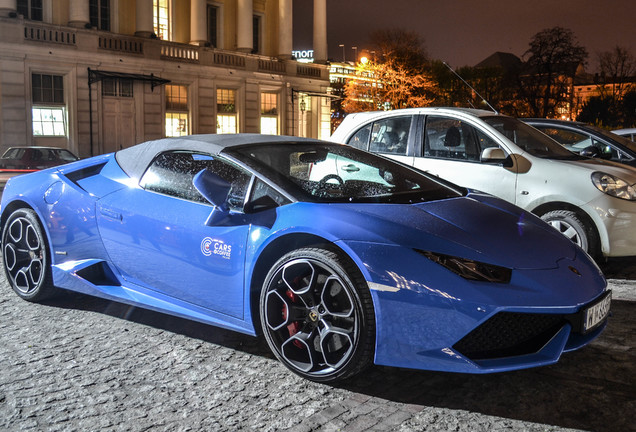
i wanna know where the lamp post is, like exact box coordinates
[300,96,307,137]
[338,44,345,62]
[352,46,358,63]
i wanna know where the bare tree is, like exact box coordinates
[597,46,636,102]
[342,28,437,113]
[369,28,429,73]
[519,27,588,118]
[343,60,437,113]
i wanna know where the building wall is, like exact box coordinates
[0,1,330,157]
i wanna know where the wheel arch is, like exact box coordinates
[248,233,361,335]
[531,201,603,257]
[1,199,54,260]
[1,200,33,230]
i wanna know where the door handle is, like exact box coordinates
[99,207,122,221]
[341,164,360,173]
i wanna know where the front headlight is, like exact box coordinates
[416,250,512,283]
[591,172,636,201]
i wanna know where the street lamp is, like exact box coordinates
[338,44,345,62]
[352,46,358,62]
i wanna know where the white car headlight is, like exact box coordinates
[591,172,636,201]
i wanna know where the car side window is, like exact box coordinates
[140,151,251,210]
[250,178,291,207]
[369,116,411,155]
[535,126,588,149]
[536,126,619,160]
[424,116,483,162]
[347,124,372,150]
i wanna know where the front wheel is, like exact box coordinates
[2,208,56,302]
[260,247,375,382]
[540,210,598,257]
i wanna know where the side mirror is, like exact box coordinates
[579,145,600,158]
[244,195,279,214]
[193,169,231,211]
[481,147,507,162]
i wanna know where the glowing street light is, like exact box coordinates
[338,44,345,62]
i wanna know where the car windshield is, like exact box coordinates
[482,116,582,159]
[228,142,465,204]
[51,149,79,161]
[587,125,636,153]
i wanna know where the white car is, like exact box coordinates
[612,128,636,142]
[331,107,636,258]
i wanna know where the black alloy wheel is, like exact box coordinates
[2,208,56,301]
[260,247,375,382]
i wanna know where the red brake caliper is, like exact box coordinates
[283,289,304,348]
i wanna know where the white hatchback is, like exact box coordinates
[331,107,636,258]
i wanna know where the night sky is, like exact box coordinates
[293,0,636,71]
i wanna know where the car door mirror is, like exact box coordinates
[481,147,506,162]
[193,169,231,211]
[579,145,600,158]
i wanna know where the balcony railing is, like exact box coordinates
[24,23,76,45]
[8,18,327,80]
[161,42,199,62]
[259,59,286,73]
[99,36,143,54]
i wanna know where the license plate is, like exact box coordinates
[583,291,611,333]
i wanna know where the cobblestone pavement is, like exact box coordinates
[1,259,634,432]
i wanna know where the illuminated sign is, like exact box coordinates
[292,50,314,63]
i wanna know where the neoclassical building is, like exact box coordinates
[0,0,330,157]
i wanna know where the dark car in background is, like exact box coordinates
[523,119,636,167]
[0,146,79,189]
[0,146,79,171]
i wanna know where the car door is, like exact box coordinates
[345,114,416,166]
[412,115,518,204]
[96,151,252,319]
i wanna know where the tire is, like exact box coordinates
[2,208,56,302]
[540,210,598,256]
[260,247,375,382]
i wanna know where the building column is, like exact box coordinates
[313,0,327,63]
[236,0,253,52]
[0,0,17,18]
[68,0,90,28]
[135,0,154,38]
[190,0,207,45]
[277,0,292,59]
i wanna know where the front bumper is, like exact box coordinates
[586,193,636,257]
[347,241,608,374]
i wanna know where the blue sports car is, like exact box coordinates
[1,134,611,382]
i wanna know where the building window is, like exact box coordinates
[90,0,111,31]
[252,15,261,54]
[217,88,237,134]
[207,4,218,47]
[165,85,189,137]
[102,78,133,97]
[32,73,66,137]
[153,0,171,40]
[260,92,278,135]
[17,0,42,21]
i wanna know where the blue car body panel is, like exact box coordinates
[0,137,609,374]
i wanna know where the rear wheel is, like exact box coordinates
[2,208,56,301]
[260,247,374,382]
[540,210,598,257]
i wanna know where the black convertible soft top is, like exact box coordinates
[115,133,320,180]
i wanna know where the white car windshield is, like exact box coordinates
[482,116,581,159]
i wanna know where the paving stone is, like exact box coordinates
[0,260,633,431]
